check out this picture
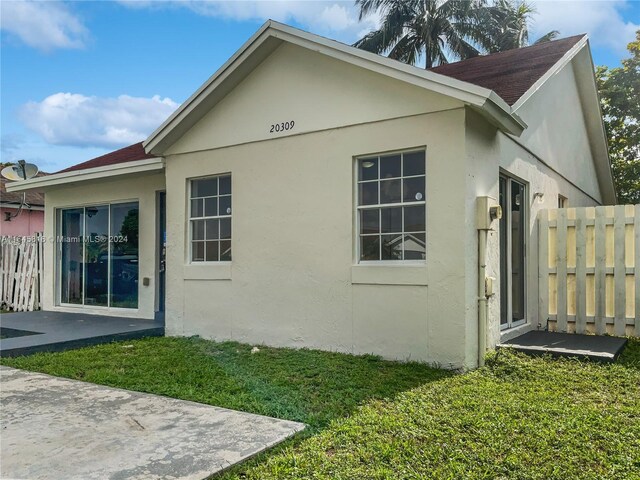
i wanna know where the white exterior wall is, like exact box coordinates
[33,39,611,370]
[464,55,605,353]
[512,61,602,204]
[165,109,471,367]
[42,173,165,319]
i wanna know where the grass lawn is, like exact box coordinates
[2,337,639,479]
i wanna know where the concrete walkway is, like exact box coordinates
[0,367,305,480]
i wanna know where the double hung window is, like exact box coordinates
[356,150,426,262]
[190,174,232,262]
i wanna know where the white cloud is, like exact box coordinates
[19,93,179,148]
[0,0,89,52]
[117,0,379,41]
[531,0,639,53]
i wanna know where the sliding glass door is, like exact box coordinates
[60,208,84,304]
[499,175,527,330]
[58,202,139,308]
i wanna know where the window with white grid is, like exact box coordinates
[356,150,426,262]
[190,174,231,262]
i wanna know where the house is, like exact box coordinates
[1,175,46,236]
[7,21,615,369]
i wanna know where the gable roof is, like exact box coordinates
[144,20,528,155]
[8,22,614,203]
[57,142,154,174]
[429,35,586,106]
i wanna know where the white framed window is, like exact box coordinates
[189,174,231,262]
[558,194,568,208]
[356,149,426,262]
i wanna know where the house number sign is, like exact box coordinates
[269,120,295,133]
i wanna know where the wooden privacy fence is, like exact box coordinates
[0,234,44,312]
[539,205,639,337]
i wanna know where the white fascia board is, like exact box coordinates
[5,157,165,193]
[144,20,526,153]
[511,35,588,111]
[143,21,275,153]
[0,202,45,211]
[573,43,616,204]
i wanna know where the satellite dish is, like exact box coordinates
[1,160,39,181]
[1,160,39,222]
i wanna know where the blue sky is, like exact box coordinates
[2,1,639,172]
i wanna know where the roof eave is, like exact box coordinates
[6,157,165,193]
[574,41,617,204]
[481,92,527,135]
[144,20,527,155]
[511,35,589,111]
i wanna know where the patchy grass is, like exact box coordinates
[2,337,639,479]
[0,336,446,433]
[221,338,640,480]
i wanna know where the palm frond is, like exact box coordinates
[533,30,560,45]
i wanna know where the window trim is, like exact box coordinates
[558,194,568,208]
[353,147,427,265]
[188,173,232,264]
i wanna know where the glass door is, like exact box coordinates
[499,175,527,329]
[60,208,84,304]
[58,202,139,308]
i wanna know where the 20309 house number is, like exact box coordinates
[269,120,295,133]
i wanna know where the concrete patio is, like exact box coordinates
[499,330,628,362]
[0,366,305,480]
[0,310,164,357]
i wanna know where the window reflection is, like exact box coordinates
[356,150,426,261]
[58,202,139,309]
[110,202,139,308]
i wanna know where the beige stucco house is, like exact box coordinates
[8,22,615,369]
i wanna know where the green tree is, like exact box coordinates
[597,31,640,204]
[474,0,558,53]
[353,0,487,68]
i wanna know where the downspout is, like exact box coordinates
[476,196,502,368]
[478,228,488,367]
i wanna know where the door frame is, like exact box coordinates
[155,191,167,320]
[499,172,528,331]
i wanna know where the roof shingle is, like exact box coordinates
[57,35,586,175]
[429,34,585,105]
[56,142,155,174]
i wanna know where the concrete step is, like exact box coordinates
[498,330,628,362]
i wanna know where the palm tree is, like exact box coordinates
[353,0,488,68]
[475,0,559,53]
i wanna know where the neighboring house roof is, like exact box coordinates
[429,35,586,106]
[57,142,155,174]
[0,173,47,207]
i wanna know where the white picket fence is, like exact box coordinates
[539,205,639,337]
[0,234,44,312]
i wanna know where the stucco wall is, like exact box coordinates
[465,102,602,356]
[165,108,469,367]
[512,59,602,204]
[42,173,165,319]
[166,42,461,156]
[0,208,44,236]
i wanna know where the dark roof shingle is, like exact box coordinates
[57,142,155,174]
[1,172,47,206]
[429,34,585,105]
[57,35,585,176]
